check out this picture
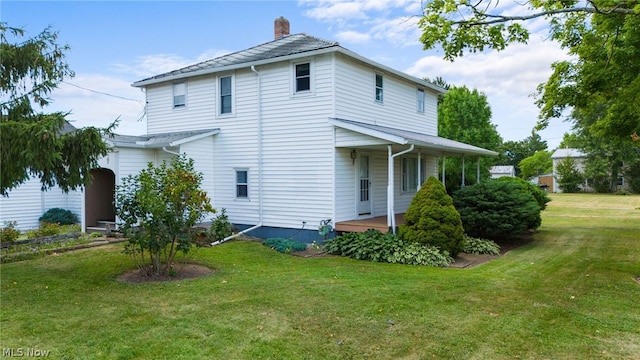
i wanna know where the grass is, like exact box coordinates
[1,193,639,359]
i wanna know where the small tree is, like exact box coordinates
[115,154,214,276]
[398,176,464,257]
[556,157,584,193]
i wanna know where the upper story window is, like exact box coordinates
[295,62,311,93]
[220,75,232,114]
[375,73,384,103]
[173,82,186,108]
[416,89,425,113]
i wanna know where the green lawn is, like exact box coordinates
[1,194,639,359]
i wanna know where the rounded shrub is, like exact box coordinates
[453,179,542,240]
[497,176,551,210]
[398,176,465,257]
[39,208,78,225]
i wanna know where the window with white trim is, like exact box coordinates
[220,76,232,114]
[235,169,248,198]
[295,62,311,92]
[375,73,383,102]
[173,82,186,108]
[416,88,425,113]
[402,157,427,192]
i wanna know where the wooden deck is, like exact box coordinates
[334,214,405,233]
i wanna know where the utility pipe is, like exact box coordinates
[387,144,414,233]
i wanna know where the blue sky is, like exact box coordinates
[2,0,573,148]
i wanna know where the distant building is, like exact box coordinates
[489,165,515,179]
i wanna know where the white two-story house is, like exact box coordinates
[75,18,498,241]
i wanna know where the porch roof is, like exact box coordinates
[330,118,498,157]
[106,129,220,149]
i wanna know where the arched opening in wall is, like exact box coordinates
[85,168,116,232]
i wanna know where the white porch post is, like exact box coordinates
[417,152,422,191]
[387,144,414,234]
[387,145,394,229]
[461,156,465,187]
[442,156,446,188]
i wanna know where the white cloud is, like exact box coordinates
[335,30,371,43]
[48,74,147,135]
[111,49,231,78]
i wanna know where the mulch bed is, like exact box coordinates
[117,263,214,283]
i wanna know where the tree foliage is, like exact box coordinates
[419,1,640,144]
[555,157,584,193]
[438,86,502,192]
[519,150,553,179]
[398,177,465,257]
[0,23,115,196]
[115,155,215,276]
[496,132,548,176]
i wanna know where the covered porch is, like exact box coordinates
[331,118,498,234]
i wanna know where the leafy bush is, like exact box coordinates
[386,242,453,267]
[498,176,551,210]
[398,176,465,257]
[462,235,500,255]
[263,238,308,254]
[115,155,215,276]
[323,229,453,267]
[26,222,62,238]
[323,229,400,262]
[209,208,234,241]
[1,221,21,244]
[39,208,78,225]
[454,179,542,240]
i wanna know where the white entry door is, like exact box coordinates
[358,153,372,216]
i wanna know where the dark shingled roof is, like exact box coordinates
[134,33,338,85]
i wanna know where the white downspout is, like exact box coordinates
[461,155,465,188]
[417,152,422,191]
[387,144,414,234]
[442,156,446,188]
[162,146,180,156]
[213,65,264,245]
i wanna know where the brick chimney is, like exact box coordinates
[274,16,290,39]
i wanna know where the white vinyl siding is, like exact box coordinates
[0,177,82,231]
[334,54,438,135]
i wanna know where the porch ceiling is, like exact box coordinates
[330,118,498,157]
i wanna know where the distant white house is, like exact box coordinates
[489,165,515,179]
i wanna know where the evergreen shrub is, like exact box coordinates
[497,176,551,210]
[39,208,78,225]
[398,176,465,257]
[263,238,308,254]
[454,179,542,240]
